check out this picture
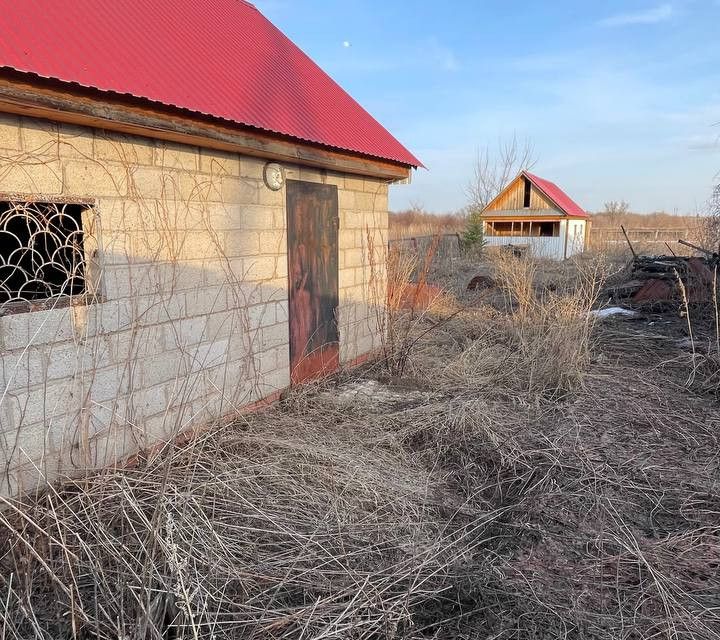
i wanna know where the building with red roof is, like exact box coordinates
[481,171,591,260]
[0,0,418,497]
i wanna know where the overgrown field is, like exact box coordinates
[1,252,719,639]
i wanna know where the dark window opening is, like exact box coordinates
[523,178,531,208]
[490,221,513,236]
[538,221,558,237]
[0,202,87,307]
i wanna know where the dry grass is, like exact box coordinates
[1,253,720,639]
[372,235,459,378]
[589,211,700,230]
[409,251,610,401]
[0,410,483,639]
[389,210,465,240]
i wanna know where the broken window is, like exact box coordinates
[523,178,531,208]
[0,201,92,312]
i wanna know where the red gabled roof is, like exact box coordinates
[523,172,589,218]
[0,0,420,168]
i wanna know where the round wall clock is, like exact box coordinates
[263,162,285,191]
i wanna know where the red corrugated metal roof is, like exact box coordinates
[524,172,589,218]
[0,0,420,168]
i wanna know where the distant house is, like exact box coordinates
[481,172,590,260]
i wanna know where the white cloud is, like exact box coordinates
[599,3,674,27]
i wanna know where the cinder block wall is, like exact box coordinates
[0,114,388,497]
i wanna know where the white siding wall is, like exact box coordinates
[483,235,565,260]
[566,220,586,257]
[484,219,587,260]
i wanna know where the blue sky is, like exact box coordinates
[256,0,720,215]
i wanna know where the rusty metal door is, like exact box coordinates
[286,179,339,384]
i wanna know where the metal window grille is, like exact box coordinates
[0,201,88,308]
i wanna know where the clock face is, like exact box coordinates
[264,163,285,191]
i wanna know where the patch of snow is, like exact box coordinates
[590,307,638,319]
[328,379,437,413]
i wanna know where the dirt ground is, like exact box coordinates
[1,251,719,639]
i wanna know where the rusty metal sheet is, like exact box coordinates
[286,180,339,384]
[632,278,673,302]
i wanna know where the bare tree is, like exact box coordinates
[698,181,720,250]
[466,135,538,212]
[603,200,631,227]
[407,200,427,216]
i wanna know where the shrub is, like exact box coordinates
[461,208,484,250]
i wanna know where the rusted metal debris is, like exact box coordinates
[608,246,718,304]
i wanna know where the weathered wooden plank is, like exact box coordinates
[0,73,412,181]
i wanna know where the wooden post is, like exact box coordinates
[585,219,592,249]
[621,225,637,259]
[678,238,713,256]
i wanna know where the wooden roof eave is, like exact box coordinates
[481,215,589,221]
[0,71,412,182]
[481,215,566,222]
